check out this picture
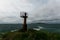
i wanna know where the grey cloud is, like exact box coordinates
[0,0,60,23]
[29,0,60,23]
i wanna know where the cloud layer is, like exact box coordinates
[0,0,33,23]
[0,0,60,23]
[28,0,60,23]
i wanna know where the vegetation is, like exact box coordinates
[1,29,60,40]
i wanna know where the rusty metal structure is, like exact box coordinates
[20,12,28,32]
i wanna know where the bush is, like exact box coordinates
[2,29,60,40]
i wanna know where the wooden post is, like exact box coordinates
[20,12,28,32]
[23,13,28,32]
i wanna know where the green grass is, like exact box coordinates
[1,29,60,40]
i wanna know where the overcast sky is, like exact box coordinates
[0,0,60,24]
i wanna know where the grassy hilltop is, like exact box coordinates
[1,29,60,40]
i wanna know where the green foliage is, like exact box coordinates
[2,29,60,40]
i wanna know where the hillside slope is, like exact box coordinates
[2,30,60,40]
